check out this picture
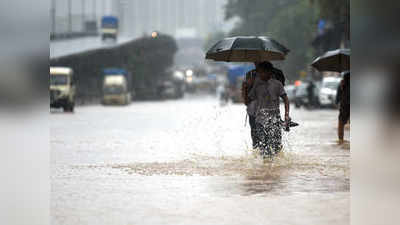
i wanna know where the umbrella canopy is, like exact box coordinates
[311,49,350,72]
[205,36,290,62]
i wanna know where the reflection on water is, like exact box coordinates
[51,99,350,224]
[78,151,349,196]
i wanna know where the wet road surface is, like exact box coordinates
[51,96,349,225]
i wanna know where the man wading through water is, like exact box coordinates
[242,62,290,157]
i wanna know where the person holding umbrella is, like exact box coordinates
[247,62,290,157]
[242,61,289,148]
[311,49,350,144]
[337,72,350,144]
[205,36,295,155]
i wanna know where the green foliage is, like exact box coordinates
[224,0,318,82]
[266,0,317,81]
[310,0,350,43]
[310,0,349,23]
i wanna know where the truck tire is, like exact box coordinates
[70,102,75,112]
[63,105,69,112]
[64,102,74,112]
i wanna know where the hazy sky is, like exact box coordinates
[52,0,233,39]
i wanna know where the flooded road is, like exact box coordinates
[51,96,349,225]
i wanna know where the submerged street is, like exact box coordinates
[51,96,349,225]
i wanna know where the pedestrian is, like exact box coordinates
[337,72,350,144]
[307,81,315,108]
[248,62,290,157]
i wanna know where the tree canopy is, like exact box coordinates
[224,0,318,82]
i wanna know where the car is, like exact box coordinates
[318,77,341,108]
[158,81,183,99]
[294,83,308,108]
[293,81,321,109]
[284,85,296,103]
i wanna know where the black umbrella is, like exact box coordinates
[311,49,350,72]
[205,36,290,62]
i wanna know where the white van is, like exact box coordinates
[318,77,341,107]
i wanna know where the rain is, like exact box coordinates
[49,0,350,224]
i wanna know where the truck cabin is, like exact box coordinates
[101,16,118,32]
[103,76,127,95]
[50,67,73,86]
[102,68,128,94]
[101,16,118,28]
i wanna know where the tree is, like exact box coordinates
[224,0,318,82]
[310,0,350,46]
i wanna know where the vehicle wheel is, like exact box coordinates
[124,95,128,105]
[295,102,300,108]
[63,102,74,112]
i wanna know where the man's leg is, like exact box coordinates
[338,119,344,143]
[338,106,350,144]
[249,115,258,148]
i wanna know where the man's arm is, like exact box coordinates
[241,81,248,105]
[281,94,290,121]
[242,70,255,105]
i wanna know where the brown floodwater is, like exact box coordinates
[51,96,349,225]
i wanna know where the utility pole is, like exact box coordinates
[102,0,105,16]
[119,0,127,34]
[148,0,152,33]
[174,0,178,34]
[166,0,170,35]
[157,0,161,31]
[51,0,56,34]
[133,0,139,37]
[82,0,86,31]
[93,0,97,21]
[68,0,72,33]
[118,0,122,34]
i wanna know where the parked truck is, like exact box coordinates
[101,68,132,105]
[50,67,76,112]
[101,16,118,41]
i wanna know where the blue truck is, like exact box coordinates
[101,16,119,41]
